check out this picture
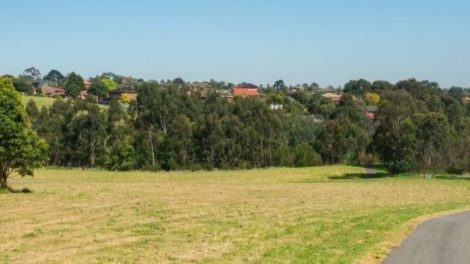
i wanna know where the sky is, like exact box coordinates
[1,0,470,88]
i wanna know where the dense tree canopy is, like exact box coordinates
[22,67,41,80]
[13,77,34,95]
[11,69,469,175]
[44,69,65,84]
[64,72,84,97]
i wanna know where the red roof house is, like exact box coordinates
[41,86,65,97]
[79,90,89,99]
[233,83,260,97]
[322,92,342,103]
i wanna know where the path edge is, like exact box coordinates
[355,206,470,264]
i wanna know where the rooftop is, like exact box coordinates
[235,83,258,89]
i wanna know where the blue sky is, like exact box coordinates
[1,0,470,87]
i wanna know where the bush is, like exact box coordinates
[141,164,161,172]
[386,160,417,174]
[190,163,203,172]
[446,166,465,175]
[104,141,137,171]
[446,158,467,175]
[294,143,323,167]
[358,152,377,167]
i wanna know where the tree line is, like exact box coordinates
[26,78,470,174]
[2,74,470,183]
[25,83,323,171]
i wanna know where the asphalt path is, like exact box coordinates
[384,211,470,264]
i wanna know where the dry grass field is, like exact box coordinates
[1,166,470,263]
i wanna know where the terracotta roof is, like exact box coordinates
[79,90,88,98]
[41,86,65,97]
[233,88,259,97]
[322,92,342,103]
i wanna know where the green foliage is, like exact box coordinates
[64,72,84,97]
[104,139,136,171]
[25,100,40,122]
[89,78,108,97]
[65,84,81,98]
[0,77,47,188]
[445,121,470,174]
[332,94,365,126]
[293,143,323,167]
[373,90,418,173]
[371,80,394,93]
[44,69,64,84]
[319,118,368,164]
[22,67,41,80]
[100,77,117,91]
[13,77,33,95]
[15,72,470,175]
[365,92,380,106]
[273,79,287,90]
[412,112,450,172]
[344,79,371,96]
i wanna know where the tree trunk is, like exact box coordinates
[149,129,155,166]
[90,120,96,167]
[0,173,7,189]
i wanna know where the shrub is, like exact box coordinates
[294,143,323,167]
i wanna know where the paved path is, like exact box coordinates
[384,211,470,264]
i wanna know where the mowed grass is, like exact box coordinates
[21,95,108,109]
[1,166,470,263]
[21,95,56,109]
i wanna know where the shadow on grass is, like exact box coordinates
[329,172,392,180]
[0,187,33,194]
[434,175,470,181]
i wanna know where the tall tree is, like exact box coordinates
[413,112,450,173]
[25,100,40,123]
[273,80,287,90]
[373,90,419,173]
[371,80,394,94]
[319,118,368,164]
[64,72,84,97]
[22,67,41,80]
[134,83,162,166]
[344,79,371,96]
[44,69,65,84]
[13,76,33,94]
[100,77,117,91]
[332,93,365,126]
[0,77,47,189]
[63,98,107,167]
[88,78,108,97]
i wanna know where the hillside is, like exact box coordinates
[21,95,56,109]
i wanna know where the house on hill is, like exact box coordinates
[79,90,89,99]
[84,79,92,90]
[364,106,378,121]
[233,83,260,97]
[32,80,56,94]
[322,92,342,103]
[109,86,138,102]
[41,86,65,97]
[217,89,234,101]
